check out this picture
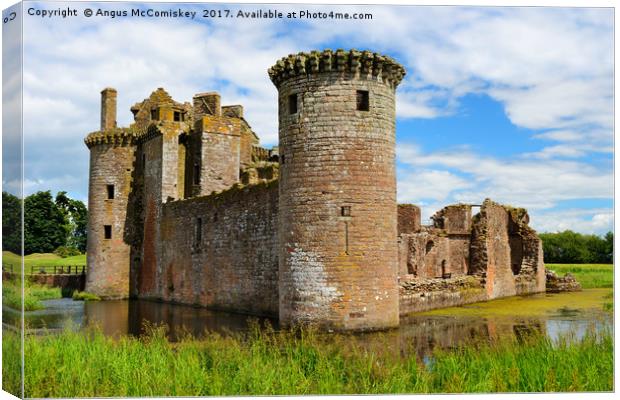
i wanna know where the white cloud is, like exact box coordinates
[397,169,472,203]
[396,143,613,233]
[530,208,613,235]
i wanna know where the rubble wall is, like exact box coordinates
[399,276,487,315]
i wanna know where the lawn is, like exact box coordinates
[2,251,86,273]
[546,263,613,289]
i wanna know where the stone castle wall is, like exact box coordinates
[153,181,279,316]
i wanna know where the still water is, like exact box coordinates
[5,289,612,359]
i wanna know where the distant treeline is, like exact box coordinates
[2,191,88,255]
[540,230,613,264]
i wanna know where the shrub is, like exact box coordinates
[53,246,81,258]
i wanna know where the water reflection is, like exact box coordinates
[13,295,612,361]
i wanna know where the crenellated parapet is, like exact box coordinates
[268,49,406,88]
[84,127,138,149]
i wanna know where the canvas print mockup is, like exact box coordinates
[2,1,614,397]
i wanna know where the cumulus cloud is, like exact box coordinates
[529,208,614,235]
[396,142,613,234]
[397,143,612,208]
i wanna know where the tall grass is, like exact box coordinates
[3,323,612,397]
[547,263,613,289]
[2,278,62,311]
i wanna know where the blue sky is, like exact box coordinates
[4,1,614,234]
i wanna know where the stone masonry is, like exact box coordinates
[85,49,546,331]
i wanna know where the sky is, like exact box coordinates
[3,1,614,235]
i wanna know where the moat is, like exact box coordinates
[5,289,612,360]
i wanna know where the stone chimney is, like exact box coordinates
[193,92,221,121]
[222,105,244,119]
[100,87,117,131]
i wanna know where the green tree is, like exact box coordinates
[24,191,69,254]
[2,191,22,254]
[54,192,88,252]
[604,232,613,263]
[540,230,613,263]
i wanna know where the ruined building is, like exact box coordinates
[85,49,546,331]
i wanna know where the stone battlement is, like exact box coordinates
[268,49,406,88]
[84,127,138,148]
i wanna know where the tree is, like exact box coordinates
[540,230,614,264]
[604,232,613,263]
[55,192,88,252]
[2,191,21,254]
[24,191,69,254]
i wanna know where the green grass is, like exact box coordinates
[2,279,62,311]
[547,263,613,289]
[72,291,101,301]
[3,250,86,270]
[1,324,612,397]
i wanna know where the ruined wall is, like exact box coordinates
[447,236,470,276]
[432,204,472,234]
[271,50,405,330]
[398,231,469,279]
[398,204,421,235]
[155,181,279,316]
[471,200,517,299]
[85,134,135,299]
[507,207,546,294]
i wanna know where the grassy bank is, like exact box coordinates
[2,251,86,271]
[2,325,612,397]
[547,263,613,289]
[2,279,62,311]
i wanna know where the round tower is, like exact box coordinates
[268,49,406,330]
[84,88,136,299]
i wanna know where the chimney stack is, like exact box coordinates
[101,87,117,131]
[193,92,221,122]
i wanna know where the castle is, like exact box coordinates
[85,49,546,331]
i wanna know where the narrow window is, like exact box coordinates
[356,90,369,111]
[104,225,112,239]
[142,153,146,168]
[151,109,158,120]
[173,111,181,122]
[193,164,200,185]
[106,184,115,199]
[194,218,202,246]
[341,206,351,217]
[288,93,297,114]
